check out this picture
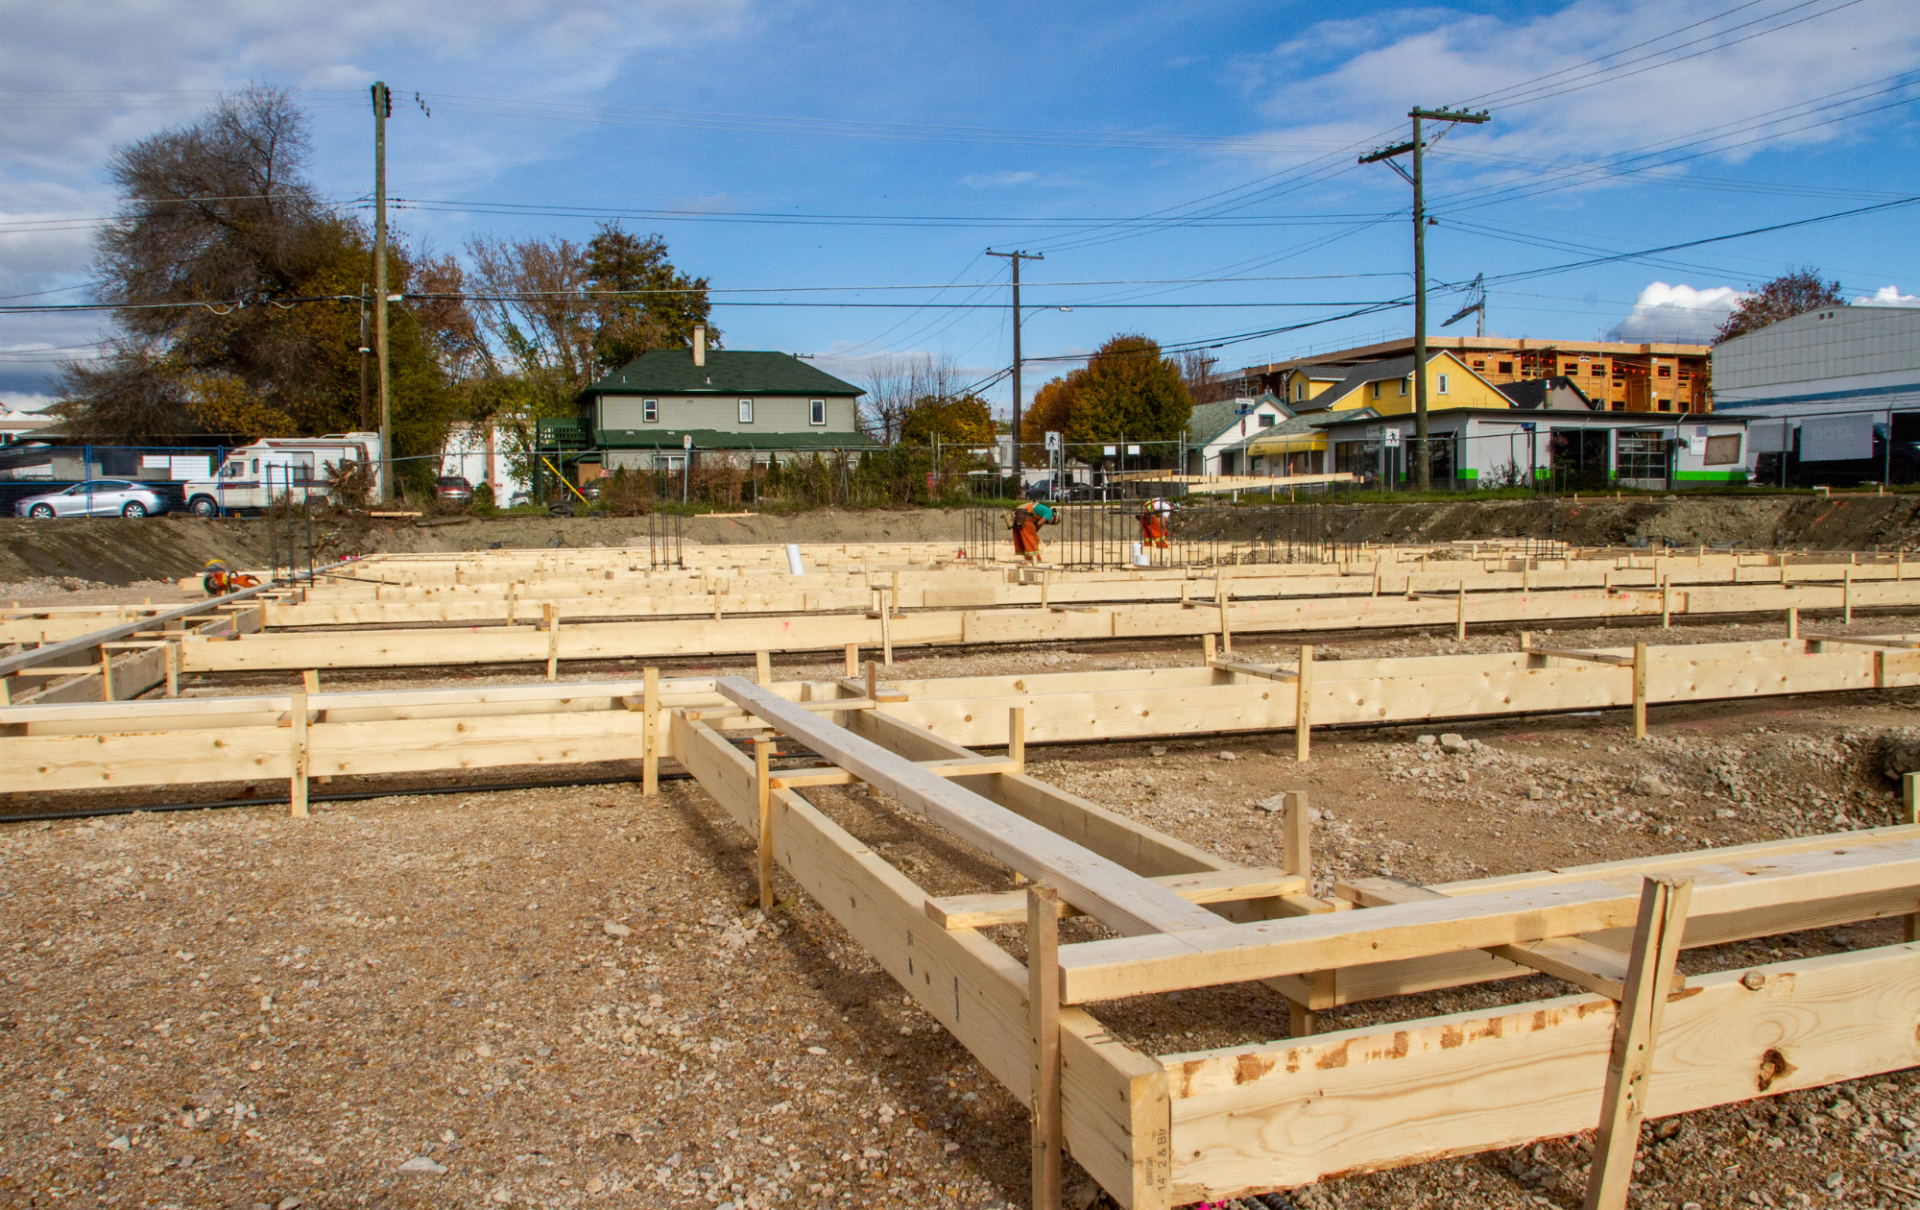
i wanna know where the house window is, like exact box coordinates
[739,399,754,424]
[1371,382,1382,400]
[1399,378,1409,396]
[1498,361,1514,374]
[1437,374,1450,396]
[643,399,658,423]
[1657,365,1672,378]
[1295,383,1305,401]
[1590,364,1604,375]
[809,399,826,426]
[1257,413,1275,427]
[1471,359,1485,369]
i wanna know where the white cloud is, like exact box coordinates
[1608,281,1746,341]
[1228,0,1920,179]
[1855,285,1920,307]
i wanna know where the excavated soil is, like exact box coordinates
[11,491,1920,585]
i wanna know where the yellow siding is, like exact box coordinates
[1329,352,1509,416]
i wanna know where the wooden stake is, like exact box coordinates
[1519,630,1533,652]
[866,659,879,705]
[1844,566,1853,624]
[755,650,772,686]
[1581,875,1694,1210]
[1905,773,1919,945]
[1455,581,1466,641]
[164,641,179,697]
[845,643,859,678]
[642,666,659,796]
[302,669,319,694]
[1282,790,1310,883]
[1787,606,1799,639]
[99,647,113,702]
[1202,633,1217,665]
[1660,577,1671,629]
[1632,642,1649,740]
[755,738,775,913]
[1027,883,1063,1210]
[881,589,894,666]
[1009,706,1026,772]
[1295,645,1314,763]
[289,688,310,818]
[1219,578,1233,652]
[544,603,559,681]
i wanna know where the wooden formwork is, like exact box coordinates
[6,615,1920,1204]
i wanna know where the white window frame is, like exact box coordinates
[1437,373,1450,395]
[738,399,754,424]
[809,399,826,426]
[642,399,658,423]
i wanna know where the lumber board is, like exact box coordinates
[715,677,1224,938]
[928,868,1307,930]
[1158,944,1920,1200]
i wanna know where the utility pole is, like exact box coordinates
[371,81,393,503]
[987,249,1042,496]
[1361,107,1489,491]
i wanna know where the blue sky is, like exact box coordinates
[1,0,1917,416]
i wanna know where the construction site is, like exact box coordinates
[3,503,1920,1210]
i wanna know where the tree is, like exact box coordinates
[585,224,716,372]
[899,393,994,446]
[1177,349,1234,405]
[56,86,468,454]
[1020,373,1079,448]
[1714,269,1845,344]
[860,353,961,444]
[1066,334,1192,462]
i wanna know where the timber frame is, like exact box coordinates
[8,540,1920,1208]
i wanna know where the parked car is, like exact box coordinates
[15,480,168,518]
[1024,478,1057,501]
[433,475,474,507]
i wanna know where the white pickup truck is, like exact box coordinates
[182,433,383,517]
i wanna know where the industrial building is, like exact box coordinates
[1711,304,1920,483]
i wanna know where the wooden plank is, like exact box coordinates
[1159,943,1920,1202]
[1584,877,1692,1210]
[1059,1011,1172,1210]
[927,868,1307,930]
[718,677,1223,938]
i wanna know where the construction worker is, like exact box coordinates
[1008,499,1057,562]
[201,559,260,596]
[1138,496,1172,549]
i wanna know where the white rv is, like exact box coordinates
[182,433,382,517]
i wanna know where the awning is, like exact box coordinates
[1246,432,1327,456]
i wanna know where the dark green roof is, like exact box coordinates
[585,349,863,397]
[594,428,875,451]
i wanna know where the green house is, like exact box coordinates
[566,335,870,471]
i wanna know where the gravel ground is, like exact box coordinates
[8,610,1920,1209]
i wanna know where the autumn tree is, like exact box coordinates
[1020,373,1079,447]
[56,86,467,456]
[1065,334,1192,463]
[899,392,994,446]
[1714,269,1846,344]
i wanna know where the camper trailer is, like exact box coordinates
[182,433,382,517]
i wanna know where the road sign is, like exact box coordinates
[1044,431,1063,452]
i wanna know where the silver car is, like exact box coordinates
[14,480,169,518]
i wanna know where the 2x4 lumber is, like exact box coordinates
[1584,877,1693,1210]
[1058,1010,1172,1210]
[714,677,1223,939]
[1159,943,1920,1200]
[0,572,293,679]
[1030,885,1064,1210]
[927,868,1308,930]
[1055,839,1920,1003]
[765,756,1021,790]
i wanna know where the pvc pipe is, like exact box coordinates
[786,543,806,576]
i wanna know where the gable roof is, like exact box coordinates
[586,349,864,397]
[1187,393,1293,444]
[1288,363,1350,381]
[1495,376,1598,411]
[1303,350,1503,411]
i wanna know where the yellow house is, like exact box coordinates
[1274,364,1348,408]
[1306,350,1511,416]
